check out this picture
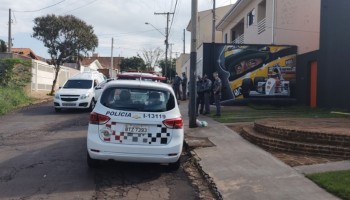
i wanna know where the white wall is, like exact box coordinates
[31,60,80,91]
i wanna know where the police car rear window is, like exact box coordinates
[100,87,175,112]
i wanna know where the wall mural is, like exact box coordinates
[214,44,297,102]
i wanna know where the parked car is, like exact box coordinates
[54,71,106,112]
[94,78,115,101]
[87,80,183,170]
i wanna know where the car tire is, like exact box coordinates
[87,152,99,168]
[254,77,265,90]
[241,78,253,98]
[166,158,180,171]
[88,99,95,112]
[54,108,61,112]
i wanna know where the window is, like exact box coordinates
[258,0,266,22]
[63,80,93,89]
[247,9,255,27]
[101,87,175,112]
[231,30,236,43]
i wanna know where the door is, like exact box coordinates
[310,61,317,108]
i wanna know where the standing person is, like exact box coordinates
[212,72,222,117]
[196,75,204,116]
[173,73,182,100]
[202,74,212,115]
[181,72,188,100]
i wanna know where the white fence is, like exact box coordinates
[31,60,80,91]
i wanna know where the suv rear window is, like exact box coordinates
[100,87,175,112]
[63,80,93,89]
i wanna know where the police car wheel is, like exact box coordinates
[87,152,99,168]
[166,158,180,171]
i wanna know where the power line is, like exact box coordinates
[168,0,179,36]
[97,29,157,37]
[62,0,99,14]
[13,0,66,12]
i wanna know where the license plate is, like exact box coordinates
[124,124,148,133]
[62,103,76,106]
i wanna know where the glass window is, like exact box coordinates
[63,80,93,89]
[101,87,175,112]
[247,9,255,27]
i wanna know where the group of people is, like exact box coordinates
[172,72,188,101]
[172,71,222,117]
[196,72,222,117]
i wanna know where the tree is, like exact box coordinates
[32,14,98,95]
[138,47,163,71]
[158,58,176,80]
[0,39,6,52]
[119,56,146,72]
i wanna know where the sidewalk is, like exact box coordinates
[179,101,340,200]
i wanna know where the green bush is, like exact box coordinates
[0,58,32,87]
[0,87,32,115]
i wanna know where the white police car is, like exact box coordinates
[87,80,184,170]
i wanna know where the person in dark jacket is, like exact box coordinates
[202,74,212,115]
[212,71,222,117]
[173,73,182,100]
[181,72,188,100]
[196,75,204,115]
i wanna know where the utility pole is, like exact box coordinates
[183,29,186,54]
[154,12,174,79]
[110,37,114,78]
[212,0,216,43]
[8,8,12,52]
[189,0,198,128]
[169,43,173,81]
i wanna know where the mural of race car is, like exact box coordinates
[241,65,296,98]
[220,45,297,99]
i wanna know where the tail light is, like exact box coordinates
[163,117,183,129]
[90,112,110,125]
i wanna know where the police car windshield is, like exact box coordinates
[63,80,93,89]
[101,87,175,112]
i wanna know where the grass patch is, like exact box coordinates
[0,87,32,115]
[307,170,350,200]
[211,105,346,123]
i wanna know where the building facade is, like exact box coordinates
[177,5,233,76]
[217,0,320,54]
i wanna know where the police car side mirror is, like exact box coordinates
[95,86,102,90]
[59,86,62,89]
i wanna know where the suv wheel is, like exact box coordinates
[88,99,95,112]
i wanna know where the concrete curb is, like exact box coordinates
[183,139,223,200]
[294,160,350,175]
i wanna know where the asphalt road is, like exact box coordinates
[0,102,197,200]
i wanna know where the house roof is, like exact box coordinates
[216,0,253,31]
[11,48,40,60]
[81,56,122,70]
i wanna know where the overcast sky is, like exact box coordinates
[0,0,235,59]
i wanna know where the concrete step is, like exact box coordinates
[254,121,350,147]
[241,125,350,159]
